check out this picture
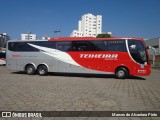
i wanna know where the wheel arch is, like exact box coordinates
[37,63,49,72]
[115,65,130,76]
[25,63,37,71]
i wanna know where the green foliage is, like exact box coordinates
[96,33,111,38]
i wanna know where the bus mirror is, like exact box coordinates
[144,62,147,65]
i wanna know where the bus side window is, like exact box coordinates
[8,42,17,51]
[56,42,71,52]
[17,42,39,52]
[41,41,56,49]
[108,40,126,52]
[72,41,90,51]
[90,41,107,51]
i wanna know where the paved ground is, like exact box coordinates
[0,66,160,120]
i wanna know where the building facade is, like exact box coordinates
[0,33,10,48]
[70,13,102,37]
[145,37,160,55]
[21,34,36,40]
[145,37,160,65]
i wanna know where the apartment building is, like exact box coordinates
[70,13,102,37]
[21,34,36,40]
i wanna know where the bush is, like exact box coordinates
[96,33,111,38]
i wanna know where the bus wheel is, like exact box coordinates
[26,65,36,75]
[115,67,128,79]
[37,65,48,76]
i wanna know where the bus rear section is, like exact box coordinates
[0,51,6,65]
[6,37,151,79]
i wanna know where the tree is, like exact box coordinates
[96,33,111,38]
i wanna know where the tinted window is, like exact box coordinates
[56,42,71,52]
[8,42,39,52]
[16,42,39,52]
[41,41,56,49]
[108,40,127,52]
[72,41,90,51]
[128,40,147,64]
[8,41,56,52]
[8,42,17,51]
[90,41,107,51]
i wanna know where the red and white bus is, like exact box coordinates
[6,37,151,79]
[0,51,6,65]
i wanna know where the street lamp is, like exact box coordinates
[54,30,61,37]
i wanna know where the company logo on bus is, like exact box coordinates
[11,54,21,58]
[80,54,118,60]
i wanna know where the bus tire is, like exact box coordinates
[26,65,36,75]
[37,65,48,76]
[115,67,128,79]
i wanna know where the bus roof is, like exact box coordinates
[7,40,47,42]
[7,37,143,42]
[49,37,143,41]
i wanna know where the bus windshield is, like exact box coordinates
[128,40,147,64]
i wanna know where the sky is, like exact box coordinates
[0,0,160,39]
